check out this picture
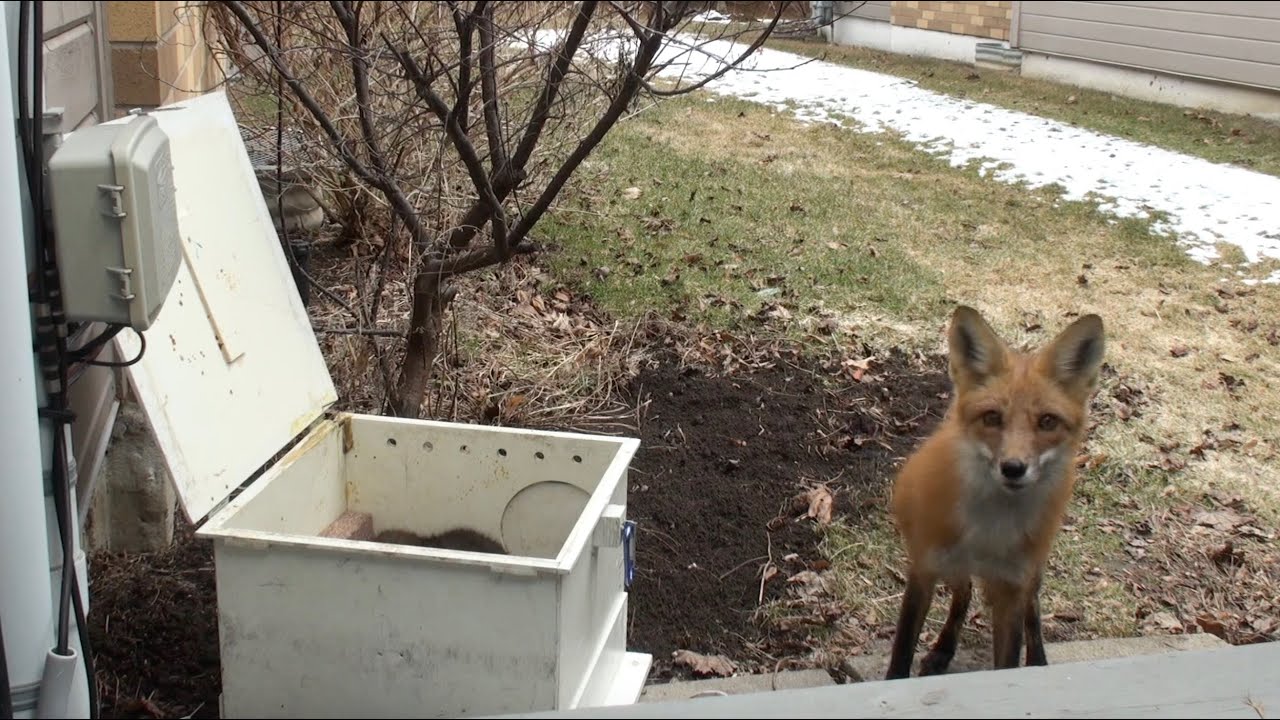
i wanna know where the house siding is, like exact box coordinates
[1017,1,1280,91]
[837,0,892,22]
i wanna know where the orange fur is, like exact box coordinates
[885,305,1105,679]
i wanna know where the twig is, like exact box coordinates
[759,531,773,605]
[312,325,403,337]
[719,555,770,581]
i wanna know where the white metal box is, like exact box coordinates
[111,92,651,719]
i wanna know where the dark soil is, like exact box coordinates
[621,352,950,681]
[84,350,950,716]
[88,522,219,719]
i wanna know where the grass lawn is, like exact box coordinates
[542,74,1280,658]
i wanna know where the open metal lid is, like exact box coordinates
[113,91,338,523]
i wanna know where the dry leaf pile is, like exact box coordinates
[1123,491,1280,646]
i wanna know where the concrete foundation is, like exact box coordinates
[87,399,177,553]
[824,17,988,65]
[1021,51,1280,123]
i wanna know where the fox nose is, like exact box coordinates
[1000,459,1027,480]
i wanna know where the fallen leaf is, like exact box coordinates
[671,650,737,677]
[1144,611,1182,632]
[761,564,779,584]
[800,485,835,525]
[1236,525,1275,541]
[1195,614,1229,639]
[1195,509,1248,531]
[1210,541,1245,569]
[786,570,831,600]
[500,394,527,416]
[1077,453,1108,470]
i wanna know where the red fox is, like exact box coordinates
[885,305,1105,679]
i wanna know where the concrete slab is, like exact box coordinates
[636,633,1228,704]
[493,639,1280,719]
[639,669,836,704]
[839,631,1228,681]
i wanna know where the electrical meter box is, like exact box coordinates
[47,112,182,330]
[115,91,652,718]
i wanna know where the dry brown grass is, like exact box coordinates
[303,239,655,435]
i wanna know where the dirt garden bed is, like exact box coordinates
[85,334,952,718]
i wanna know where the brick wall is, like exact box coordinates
[891,1,1012,41]
[107,1,221,115]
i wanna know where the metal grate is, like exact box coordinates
[237,123,310,173]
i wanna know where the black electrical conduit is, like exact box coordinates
[15,1,100,716]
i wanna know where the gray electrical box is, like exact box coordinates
[47,112,182,331]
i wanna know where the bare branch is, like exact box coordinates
[477,4,507,176]
[219,0,432,247]
[440,0,598,251]
[387,38,512,258]
[646,4,789,97]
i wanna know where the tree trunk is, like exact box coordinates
[394,271,455,418]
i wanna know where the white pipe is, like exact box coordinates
[0,4,58,718]
[34,649,78,720]
[42,427,90,719]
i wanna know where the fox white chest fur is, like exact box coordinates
[925,442,1068,586]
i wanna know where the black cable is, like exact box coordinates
[24,0,76,663]
[19,2,100,716]
[71,556,98,720]
[1,615,13,720]
[69,324,124,362]
[84,331,146,368]
[17,1,31,185]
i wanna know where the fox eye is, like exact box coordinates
[1038,414,1060,431]
[981,410,1002,428]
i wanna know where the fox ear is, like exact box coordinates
[1043,314,1106,396]
[948,306,1007,390]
